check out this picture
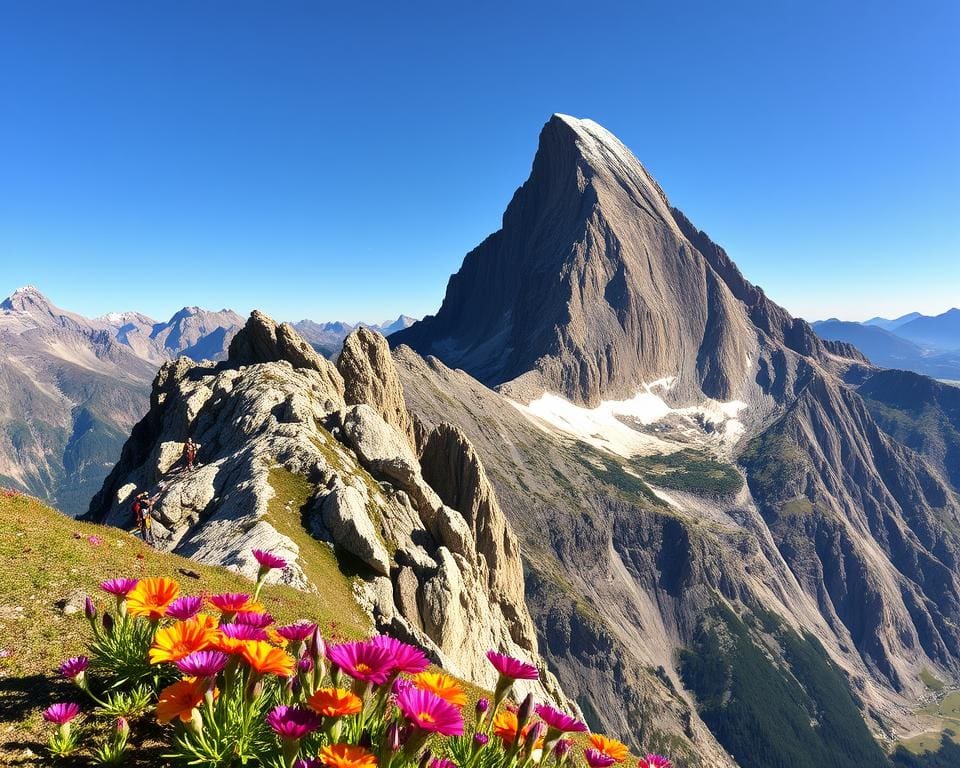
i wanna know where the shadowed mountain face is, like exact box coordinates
[392,115,960,766]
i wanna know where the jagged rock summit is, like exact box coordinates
[87,312,565,704]
[393,114,861,411]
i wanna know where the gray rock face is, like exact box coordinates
[87,311,566,706]
[337,327,415,447]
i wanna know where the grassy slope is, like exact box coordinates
[0,490,370,763]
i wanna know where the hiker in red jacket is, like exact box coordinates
[183,437,197,471]
[132,491,152,545]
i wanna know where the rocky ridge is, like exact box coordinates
[87,311,565,704]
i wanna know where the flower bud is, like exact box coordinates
[474,733,489,747]
[101,612,114,634]
[298,656,314,674]
[523,721,544,760]
[417,749,433,768]
[385,721,404,753]
[116,717,130,739]
[515,693,535,741]
[476,697,490,714]
[554,739,571,759]
[84,596,97,622]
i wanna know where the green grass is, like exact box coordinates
[921,669,947,693]
[0,489,369,763]
[628,449,743,496]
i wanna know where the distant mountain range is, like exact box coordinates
[0,285,413,513]
[812,308,960,380]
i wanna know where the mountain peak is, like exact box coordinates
[1,284,52,312]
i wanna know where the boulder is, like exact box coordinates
[317,484,391,576]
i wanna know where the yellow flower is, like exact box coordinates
[156,678,206,723]
[319,744,378,768]
[589,734,629,762]
[412,671,467,706]
[149,618,218,664]
[127,577,180,620]
[240,640,294,677]
[308,687,363,717]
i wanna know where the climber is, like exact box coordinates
[133,491,152,545]
[183,437,198,471]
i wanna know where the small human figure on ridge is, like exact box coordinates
[183,437,198,471]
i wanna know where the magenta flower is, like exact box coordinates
[176,650,229,678]
[395,686,464,736]
[235,610,274,628]
[326,639,395,685]
[58,656,89,681]
[277,622,317,643]
[165,595,203,621]
[100,578,139,597]
[87,535,103,546]
[266,705,321,739]
[475,733,490,747]
[298,656,314,674]
[584,749,617,768]
[370,634,429,674]
[476,697,490,714]
[220,623,270,641]
[209,593,253,613]
[486,650,539,680]
[638,757,671,768]
[294,760,322,768]
[430,759,456,768]
[253,549,287,571]
[43,702,81,725]
[536,704,587,734]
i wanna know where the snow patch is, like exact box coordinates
[510,383,747,457]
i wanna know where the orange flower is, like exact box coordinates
[156,678,206,723]
[412,671,467,706]
[589,734,629,762]
[267,628,289,648]
[319,744,378,768]
[149,618,218,664]
[240,640,294,677]
[308,687,363,717]
[493,710,543,746]
[127,577,180,620]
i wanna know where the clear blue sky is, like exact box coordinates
[0,1,957,323]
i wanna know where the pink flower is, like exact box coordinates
[326,639,395,685]
[58,656,89,681]
[585,750,617,768]
[43,702,81,725]
[209,593,253,613]
[370,634,429,674]
[266,705,321,739]
[430,760,456,768]
[276,622,317,643]
[100,578,139,597]
[220,623,270,641]
[638,757,671,768]
[486,650,539,680]
[235,611,274,628]
[395,686,464,736]
[165,595,203,621]
[253,549,287,571]
[176,650,229,678]
[87,535,103,546]
[536,704,587,734]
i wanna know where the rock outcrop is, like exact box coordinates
[88,313,565,705]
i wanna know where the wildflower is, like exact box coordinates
[485,650,539,681]
[277,622,317,643]
[307,687,363,717]
[584,750,617,768]
[127,577,180,620]
[99,578,139,597]
[253,549,287,571]
[396,686,464,736]
[175,650,229,678]
[220,623,270,641]
[326,639,395,685]
[412,671,467,706]
[319,744,378,768]
[156,678,207,723]
[474,733,489,747]
[637,758,671,768]
[267,704,322,738]
[295,760,323,768]
[241,640,295,677]
[429,759,456,768]
[475,697,489,715]
[88,535,103,546]
[370,635,429,674]
[209,592,261,614]
[165,595,203,621]
[43,702,81,725]
[58,656,89,685]
[235,610,274,628]
[84,596,97,622]
[299,656,315,674]
[589,735,629,763]
[536,704,587,734]
[492,710,542,747]
[149,618,217,664]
